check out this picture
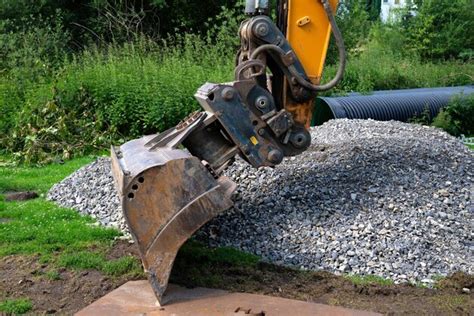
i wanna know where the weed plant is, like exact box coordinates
[1,2,473,164]
[432,94,474,136]
[0,298,32,314]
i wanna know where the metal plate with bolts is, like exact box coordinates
[76,281,381,316]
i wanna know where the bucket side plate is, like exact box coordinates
[111,136,236,304]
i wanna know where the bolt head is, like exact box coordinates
[267,149,283,164]
[255,22,269,37]
[290,131,310,149]
[255,96,269,109]
[221,87,235,101]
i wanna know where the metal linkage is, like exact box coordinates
[242,0,346,93]
[238,15,314,103]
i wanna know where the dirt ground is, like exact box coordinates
[0,256,135,313]
[1,241,472,315]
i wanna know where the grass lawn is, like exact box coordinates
[0,156,95,194]
[344,274,394,286]
[0,155,144,312]
[0,155,142,274]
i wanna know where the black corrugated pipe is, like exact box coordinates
[312,86,474,126]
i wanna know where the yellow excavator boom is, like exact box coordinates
[284,0,340,127]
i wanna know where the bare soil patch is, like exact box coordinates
[1,241,472,315]
[4,191,38,202]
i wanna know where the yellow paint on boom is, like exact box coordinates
[287,0,339,83]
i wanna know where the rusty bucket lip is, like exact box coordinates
[111,140,236,305]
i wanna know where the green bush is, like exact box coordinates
[321,4,474,94]
[0,13,70,141]
[322,45,474,94]
[1,36,234,164]
[326,0,373,64]
[0,13,70,77]
[0,3,246,164]
[432,94,474,136]
[331,0,474,62]
[402,0,474,60]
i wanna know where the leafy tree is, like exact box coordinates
[404,0,474,60]
[365,0,381,21]
[328,0,372,62]
[0,0,241,48]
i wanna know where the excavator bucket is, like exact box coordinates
[111,131,236,305]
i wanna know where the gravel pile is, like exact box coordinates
[48,158,128,234]
[48,119,474,284]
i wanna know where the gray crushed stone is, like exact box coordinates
[48,119,474,284]
[48,158,127,234]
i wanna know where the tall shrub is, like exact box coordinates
[432,94,474,136]
[404,0,474,60]
[326,0,373,64]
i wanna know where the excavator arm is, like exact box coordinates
[111,0,345,305]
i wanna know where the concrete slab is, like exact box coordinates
[76,280,381,316]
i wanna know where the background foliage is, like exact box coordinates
[402,0,474,60]
[1,0,473,164]
[432,95,474,137]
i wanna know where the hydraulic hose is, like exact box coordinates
[250,44,287,60]
[250,0,346,92]
[307,0,346,92]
